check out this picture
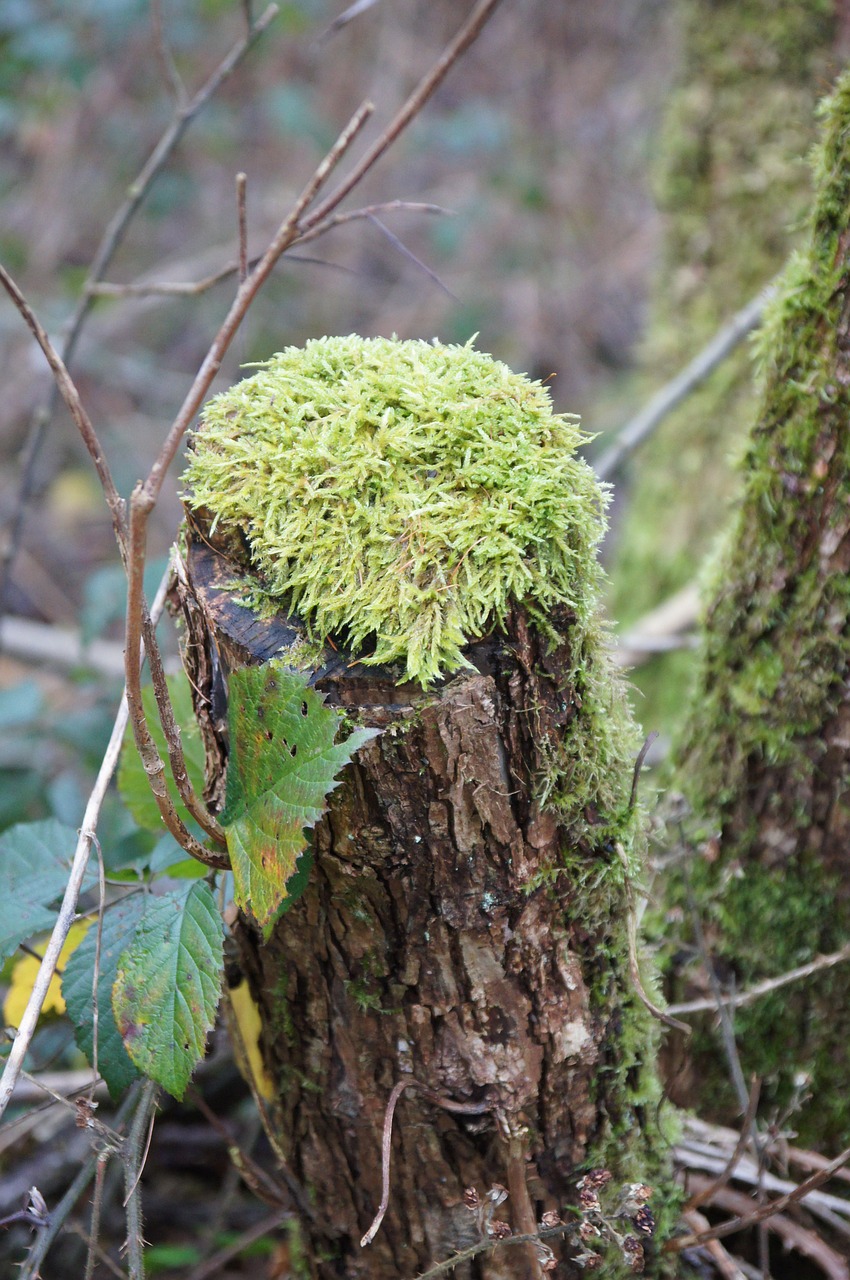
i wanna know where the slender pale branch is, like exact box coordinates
[667,941,850,1016]
[666,1143,850,1252]
[595,282,776,481]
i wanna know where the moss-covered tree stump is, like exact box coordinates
[175,337,674,1277]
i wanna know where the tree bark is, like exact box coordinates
[172,533,672,1278]
[667,67,850,1149]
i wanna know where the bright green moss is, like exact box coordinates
[184,335,608,690]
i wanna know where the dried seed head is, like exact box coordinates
[486,1183,509,1207]
[541,1210,563,1228]
[488,1219,512,1239]
[577,1168,612,1191]
[622,1235,645,1273]
[632,1206,656,1237]
[579,1220,600,1242]
[463,1186,480,1211]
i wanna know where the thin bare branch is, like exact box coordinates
[595,282,776,481]
[681,1210,747,1280]
[87,202,451,298]
[0,2,279,617]
[236,172,249,284]
[666,1143,850,1253]
[362,1080,494,1248]
[413,1223,574,1280]
[685,1079,761,1212]
[319,0,385,42]
[142,99,374,509]
[668,941,850,1016]
[615,842,690,1035]
[185,1211,288,1280]
[151,0,187,105]
[366,213,457,298]
[300,0,504,235]
[0,265,127,552]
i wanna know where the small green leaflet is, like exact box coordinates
[0,819,92,964]
[220,664,378,933]
[117,672,207,835]
[63,895,145,1098]
[112,882,223,1100]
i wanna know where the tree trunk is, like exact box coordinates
[607,0,841,733]
[667,68,850,1149]
[172,531,673,1278]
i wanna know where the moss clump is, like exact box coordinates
[183,336,607,689]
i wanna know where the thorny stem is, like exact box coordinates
[124,496,228,867]
[0,2,280,616]
[123,1079,160,1280]
[412,1222,575,1280]
[83,1152,109,1280]
[18,1084,142,1280]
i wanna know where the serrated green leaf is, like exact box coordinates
[0,819,92,964]
[62,896,145,1098]
[220,664,378,932]
[117,672,206,834]
[112,882,223,1099]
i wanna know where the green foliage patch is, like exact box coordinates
[0,819,92,963]
[220,663,378,933]
[183,335,607,687]
[112,881,223,1100]
[63,894,145,1098]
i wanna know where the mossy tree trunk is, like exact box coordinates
[666,69,850,1149]
[608,0,841,732]
[173,550,671,1279]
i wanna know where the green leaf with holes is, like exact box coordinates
[63,894,145,1098]
[220,663,378,933]
[112,882,223,1099]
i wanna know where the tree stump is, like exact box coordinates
[173,338,674,1277]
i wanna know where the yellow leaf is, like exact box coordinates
[227,977,274,1101]
[4,922,91,1028]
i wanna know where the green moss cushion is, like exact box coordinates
[183,335,606,688]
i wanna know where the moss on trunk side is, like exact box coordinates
[665,68,850,1147]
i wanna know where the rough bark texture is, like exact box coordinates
[172,535,673,1279]
[667,69,850,1148]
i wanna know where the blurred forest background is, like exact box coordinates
[0,0,846,1275]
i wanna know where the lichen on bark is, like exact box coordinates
[177,336,679,1275]
[667,68,850,1147]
